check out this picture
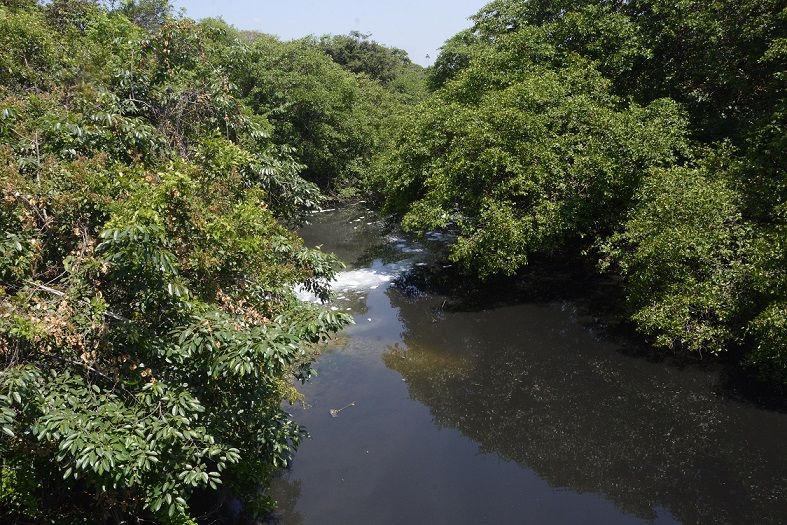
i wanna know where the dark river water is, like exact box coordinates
[265,207,787,525]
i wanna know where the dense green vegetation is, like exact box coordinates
[315,31,428,102]
[0,0,421,522]
[230,30,424,195]
[375,0,786,382]
[1,0,785,522]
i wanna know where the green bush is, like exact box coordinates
[0,2,352,522]
[600,155,751,354]
[0,4,59,88]
[378,26,689,278]
[383,0,786,378]
[230,33,420,193]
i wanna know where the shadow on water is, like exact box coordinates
[265,478,305,525]
[261,206,787,524]
[383,283,787,524]
[395,253,787,404]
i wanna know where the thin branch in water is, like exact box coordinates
[329,402,355,418]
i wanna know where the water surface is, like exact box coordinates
[268,207,787,525]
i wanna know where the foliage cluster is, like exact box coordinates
[376,0,786,380]
[197,27,428,200]
[0,1,363,522]
[316,31,428,102]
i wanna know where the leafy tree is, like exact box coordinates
[317,31,410,84]
[379,26,689,278]
[0,3,352,522]
[117,0,171,30]
[230,34,413,192]
[0,2,60,88]
[600,150,752,354]
[747,205,787,381]
[623,0,785,143]
[427,29,479,90]
[439,0,784,145]
[384,0,787,380]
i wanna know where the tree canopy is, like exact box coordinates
[376,0,786,381]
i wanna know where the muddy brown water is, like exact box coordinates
[262,207,787,525]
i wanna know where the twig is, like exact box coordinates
[329,402,355,418]
[34,131,40,171]
[24,280,129,322]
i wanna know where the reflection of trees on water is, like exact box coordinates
[265,476,304,525]
[383,289,787,525]
[298,207,409,271]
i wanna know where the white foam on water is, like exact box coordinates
[295,262,411,303]
[295,221,444,304]
[333,268,396,290]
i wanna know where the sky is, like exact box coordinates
[170,0,488,66]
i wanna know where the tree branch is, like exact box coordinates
[24,280,130,323]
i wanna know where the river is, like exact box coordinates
[264,206,787,524]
